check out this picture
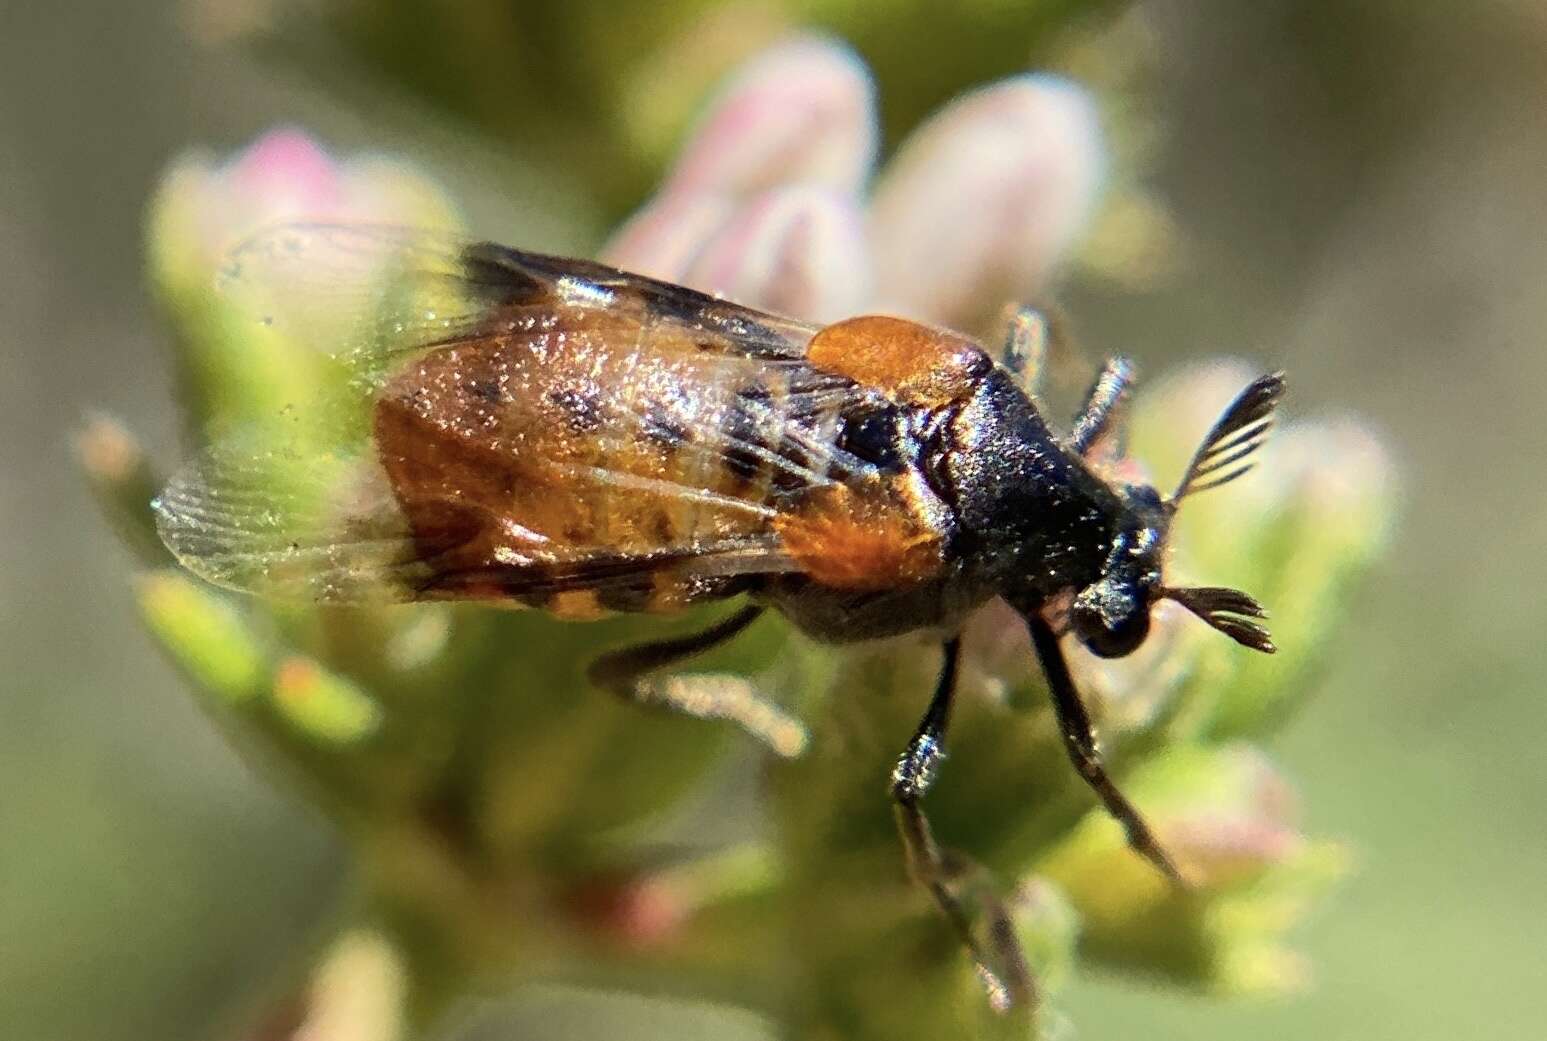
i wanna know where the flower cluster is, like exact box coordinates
[88,37,1394,1041]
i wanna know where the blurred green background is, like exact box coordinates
[2,1,1543,1039]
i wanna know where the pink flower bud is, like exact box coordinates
[660,36,876,203]
[869,76,1104,332]
[681,186,870,324]
[148,127,460,297]
[563,872,687,950]
[1268,417,1396,532]
[601,191,735,281]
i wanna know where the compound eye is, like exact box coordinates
[1071,583,1151,658]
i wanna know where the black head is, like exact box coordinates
[1068,489,1165,657]
[1066,373,1286,659]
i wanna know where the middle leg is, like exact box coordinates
[1066,356,1135,457]
[892,638,1035,1011]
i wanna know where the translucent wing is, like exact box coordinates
[155,432,434,601]
[212,223,823,389]
[152,430,800,604]
[157,224,883,608]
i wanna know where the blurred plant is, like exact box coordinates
[88,36,1394,1041]
[187,0,1126,210]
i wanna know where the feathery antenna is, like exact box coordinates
[1161,585,1276,653]
[1170,372,1286,504]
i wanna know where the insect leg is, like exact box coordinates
[998,305,1050,399]
[891,638,1036,1012]
[587,604,807,757]
[1066,356,1135,457]
[1026,615,1188,885]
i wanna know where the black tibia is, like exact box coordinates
[891,638,960,801]
[587,604,807,757]
[1067,356,1135,456]
[1026,615,1188,886]
[998,306,1049,398]
[891,638,1036,1012]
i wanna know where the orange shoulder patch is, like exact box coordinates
[774,479,944,591]
[805,315,989,408]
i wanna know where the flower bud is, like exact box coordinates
[146,128,460,437]
[1036,744,1347,995]
[137,571,268,706]
[76,414,167,566]
[660,36,875,203]
[292,929,408,1041]
[682,186,870,324]
[273,655,383,745]
[869,76,1104,333]
[601,191,736,281]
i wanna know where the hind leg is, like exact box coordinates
[587,605,807,757]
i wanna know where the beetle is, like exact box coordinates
[154,224,1281,1004]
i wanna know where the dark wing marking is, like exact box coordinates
[158,223,878,604]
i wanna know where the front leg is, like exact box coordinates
[892,638,1036,1011]
[1026,614,1188,885]
[1067,356,1135,458]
